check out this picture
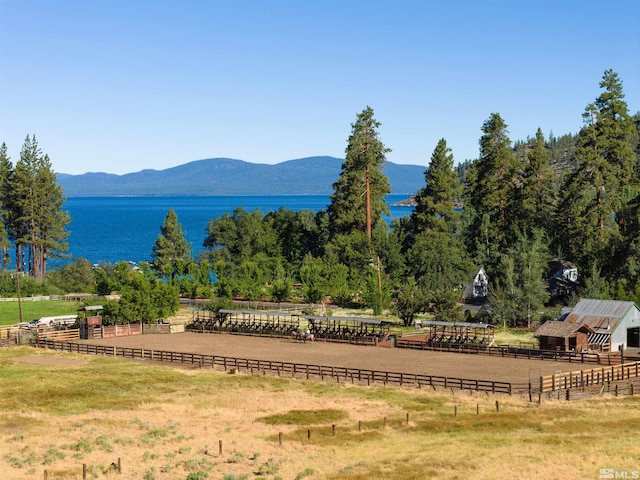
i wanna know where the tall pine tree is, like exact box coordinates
[410,138,461,235]
[328,106,391,239]
[10,135,69,278]
[0,143,12,271]
[465,113,518,271]
[515,128,557,235]
[556,70,637,275]
[151,208,193,279]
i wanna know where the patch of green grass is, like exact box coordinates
[187,472,209,480]
[180,457,213,471]
[257,408,347,425]
[493,327,538,346]
[4,448,36,469]
[0,348,186,415]
[0,300,81,326]
[94,434,113,452]
[43,446,66,464]
[295,467,316,479]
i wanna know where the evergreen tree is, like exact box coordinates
[556,70,637,275]
[490,230,550,327]
[465,113,518,271]
[516,128,558,235]
[619,191,640,285]
[405,229,470,292]
[512,229,550,327]
[0,143,12,271]
[151,208,192,278]
[488,255,520,328]
[10,135,69,278]
[410,138,461,235]
[328,106,391,239]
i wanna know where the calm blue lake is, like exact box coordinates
[63,195,413,265]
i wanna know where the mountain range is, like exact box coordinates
[57,156,427,196]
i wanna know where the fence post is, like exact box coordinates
[219,440,223,455]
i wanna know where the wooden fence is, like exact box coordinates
[33,339,513,394]
[0,325,13,340]
[37,329,80,342]
[539,361,640,393]
[395,338,622,365]
[0,326,18,347]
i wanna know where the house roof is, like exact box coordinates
[563,299,638,332]
[548,258,577,273]
[535,320,594,338]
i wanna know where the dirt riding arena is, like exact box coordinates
[82,332,580,389]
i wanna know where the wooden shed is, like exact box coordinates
[535,321,594,352]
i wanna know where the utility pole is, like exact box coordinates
[16,271,23,323]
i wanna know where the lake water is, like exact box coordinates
[63,195,413,265]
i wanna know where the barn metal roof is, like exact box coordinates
[563,299,637,332]
[79,305,103,311]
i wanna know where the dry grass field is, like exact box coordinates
[1,344,639,480]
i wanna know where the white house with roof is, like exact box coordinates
[554,299,640,351]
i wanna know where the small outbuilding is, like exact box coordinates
[535,320,594,351]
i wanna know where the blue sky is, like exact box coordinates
[1,0,638,175]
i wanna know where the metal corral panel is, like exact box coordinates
[422,320,494,329]
[219,309,293,317]
[302,314,382,325]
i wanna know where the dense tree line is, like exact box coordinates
[199,70,639,326]
[2,70,638,328]
[0,135,70,279]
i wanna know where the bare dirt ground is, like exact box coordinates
[81,332,581,387]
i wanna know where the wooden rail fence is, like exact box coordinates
[539,361,640,393]
[395,338,622,365]
[33,339,512,395]
[37,329,80,342]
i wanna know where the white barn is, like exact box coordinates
[561,299,640,352]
